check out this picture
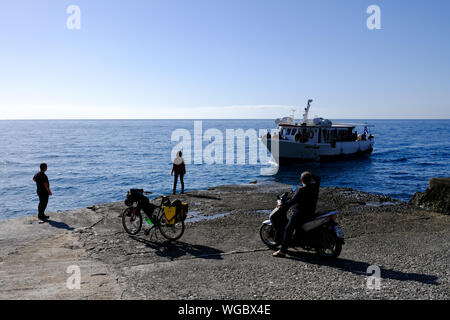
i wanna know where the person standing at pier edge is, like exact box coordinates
[33,163,52,221]
[171,151,186,195]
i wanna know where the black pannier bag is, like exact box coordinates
[170,199,189,222]
[124,189,143,206]
[124,189,155,215]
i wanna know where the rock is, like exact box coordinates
[429,177,450,190]
[409,177,450,215]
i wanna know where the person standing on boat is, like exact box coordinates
[171,151,186,195]
[33,163,52,221]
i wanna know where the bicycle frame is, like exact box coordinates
[136,195,170,228]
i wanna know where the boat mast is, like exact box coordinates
[302,99,313,124]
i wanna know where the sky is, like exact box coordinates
[0,0,449,119]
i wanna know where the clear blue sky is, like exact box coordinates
[0,0,449,119]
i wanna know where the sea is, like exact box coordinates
[0,119,449,220]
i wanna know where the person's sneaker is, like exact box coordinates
[38,215,49,221]
[272,250,286,257]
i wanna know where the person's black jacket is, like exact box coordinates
[172,162,186,175]
[285,174,321,218]
[33,171,49,195]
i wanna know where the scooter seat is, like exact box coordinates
[301,210,339,232]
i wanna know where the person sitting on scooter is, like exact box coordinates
[273,171,321,257]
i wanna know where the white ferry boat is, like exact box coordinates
[261,99,375,162]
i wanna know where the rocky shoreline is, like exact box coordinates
[0,181,449,300]
[410,178,450,215]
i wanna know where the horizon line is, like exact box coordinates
[0,118,449,121]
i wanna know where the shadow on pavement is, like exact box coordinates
[47,220,75,231]
[185,194,222,201]
[130,235,224,261]
[286,250,439,285]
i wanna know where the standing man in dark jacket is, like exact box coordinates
[33,163,52,221]
[273,172,321,257]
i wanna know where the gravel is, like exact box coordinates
[1,181,448,300]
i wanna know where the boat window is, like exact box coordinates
[287,128,291,135]
[291,129,297,135]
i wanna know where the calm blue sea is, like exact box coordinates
[0,119,449,220]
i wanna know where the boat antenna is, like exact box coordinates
[302,99,313,124]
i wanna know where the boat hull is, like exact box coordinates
[261,138,374,163]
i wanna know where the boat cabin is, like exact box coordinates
[276,124,365,144]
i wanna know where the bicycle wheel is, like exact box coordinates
[158,214,185,241]
[122,207,142,235]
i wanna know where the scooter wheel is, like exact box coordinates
[316,229,342,259]
[260,224,279,250]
